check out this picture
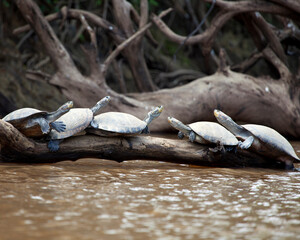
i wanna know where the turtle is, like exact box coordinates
[47,96,111,152]
[214,109,300,169]
[87,105,164,137]
[167,117,239,152]
[2,101,73,138]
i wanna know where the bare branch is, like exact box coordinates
[14,0,82,79]
[80,14,97,51]
[269,0,300,15]
[152,9,233,51]
[129,1,158,46]
[139,0,148,28]
[152,0,299,55]
[25,70,51,83]
[102,8,172,75]
[13,7,122,43]
[217,48,229,74]
[251,12,287,64]
[13,12,58,35]
[262,48,292,81]
[205,0,299,20]
[231,52,263,73]
[112,59,127,93]
[78,14,103,79]
[112,0,134,37]
[102,23,151,75]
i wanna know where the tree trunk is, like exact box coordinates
[111,0,157,92]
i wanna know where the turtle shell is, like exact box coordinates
[89,112,147,136]
[3,108,48,136]
[189,122,238,146]
[49,108,93,140]
[3,108,45,121]
[242,124,300,160]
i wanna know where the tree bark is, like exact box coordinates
[0,120,290,169]
[111,0,157,92]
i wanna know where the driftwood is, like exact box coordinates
[12,0,300,138]
[0,119,290,169]
[4,1,300,169]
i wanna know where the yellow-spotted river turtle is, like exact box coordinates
[3,101,73,137]
[48,96,111,152]
[214,109,300,169]
[168,117,238,151]
[87,106,164,136]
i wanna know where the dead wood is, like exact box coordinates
[269,0,300,15]
[152,0,299,62]
[11,0,300,139]
[0,119,289,169]
[111,0,156,92]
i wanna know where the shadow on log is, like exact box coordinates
[0,120,290,169]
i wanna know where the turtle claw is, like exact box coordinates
[238,136,254,149]
[48,140,61,152]
[51,121,66,133]
[178,131,184,139]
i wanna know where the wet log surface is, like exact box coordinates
[0,120,288,169]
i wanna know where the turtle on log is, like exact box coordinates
[47,96,111,152]
[2,101,73,138]
[87,106,164,137]
[168,117,239,152]
[214,109,300,169]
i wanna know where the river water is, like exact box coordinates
[0,143,300,239]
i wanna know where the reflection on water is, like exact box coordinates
[0,144,300,239]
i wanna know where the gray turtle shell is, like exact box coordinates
[243,124,300,160]
[3,108,46,122]
[189,122,238,146]
[49,108,93,140]
[3,108,48,135]
[90,112,147,136]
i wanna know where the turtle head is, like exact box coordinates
[168,117,190,133]
[144,106,163,125]
[214,109,243,136]
[150,105,164,119]
[214,109,236,128]
[91,96,111,114]
[168,117,182,130]
[47,101,73,122]
[59,101,73,113]
[214,109,231,124]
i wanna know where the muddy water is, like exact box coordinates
[0,144,300,239]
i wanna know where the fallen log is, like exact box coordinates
[0,120,291,169]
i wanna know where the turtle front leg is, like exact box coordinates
[209,141,226,153]
[280,157,295,171]
[51,121,66,133]
[189,131,196,142]
[141,126,149,134]
[37,118,51,134]
[238,136,254,149]
[177,131,184,139]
